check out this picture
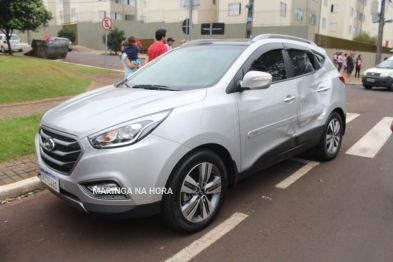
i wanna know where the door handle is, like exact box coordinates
[284,95,296,102]
[317,87,330,92]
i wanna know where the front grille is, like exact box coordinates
[366,72,380,77]
[39,127,82,175]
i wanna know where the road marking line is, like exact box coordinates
[275,158,320,189]
[165,212,248,262]
[346,113,360,123]
[346,117,393,158]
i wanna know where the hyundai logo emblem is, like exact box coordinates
[44,137,55,151]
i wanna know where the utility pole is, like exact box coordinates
[376,0,385,65]
[188,0,193,41]
[245,0,254,38]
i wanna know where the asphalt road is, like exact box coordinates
[1,85,392,262]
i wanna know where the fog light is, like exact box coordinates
[87,182,122,195]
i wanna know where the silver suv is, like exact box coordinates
[35,34,346,233]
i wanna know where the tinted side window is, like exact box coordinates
[288,50,315,77]
[249,49,287,82]
[313,51,325,69]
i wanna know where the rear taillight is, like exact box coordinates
[339,76,345,84]
[3,40,5,44]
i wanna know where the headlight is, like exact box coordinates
[380,72,391,77]
[88,110,171,149]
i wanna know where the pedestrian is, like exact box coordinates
[346,51,355,82]
[333,52,338,68]
[146,29,168,63]
[44,32,50,43]
[136,38,142,52]
[355,54,362,78]
[120,36,141,79]
[337,52,343,72]
[342,53,347,75]
[166,37,175,51]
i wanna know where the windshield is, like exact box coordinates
[376,60,393,68]
[126,45,246,90]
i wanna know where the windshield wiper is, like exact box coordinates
[132,85,180,91]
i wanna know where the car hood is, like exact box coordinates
[41,85,207,138]
[365,67,393,74]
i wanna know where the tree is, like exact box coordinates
[353,32,377,45]
[102,27,126,54]
[0,0,52,55]
[58,28,76,42]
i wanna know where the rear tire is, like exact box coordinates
[388,84,393,91]
[363,84,373,90]
[1,46,5,53]
[160,149,228,233]
[315,112,343,161]
[18,49,23,52]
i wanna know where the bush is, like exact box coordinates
[103,27,126,54]
[353,32,377,45]
[58,28,76,42]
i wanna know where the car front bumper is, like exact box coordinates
[362,75,393,87]
[35,131,190,218]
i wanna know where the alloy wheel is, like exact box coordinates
[179,162,222,222]
[325,119,341,155]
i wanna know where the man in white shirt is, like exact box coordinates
[337,52,343,72]
[165,37,175,51]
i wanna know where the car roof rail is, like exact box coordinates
[181,39,215,47]
[252,34,316,46]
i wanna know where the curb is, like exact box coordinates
[0,177,44,200]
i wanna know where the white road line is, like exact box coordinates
[346,113,360,123]
[275,158,320,189]
[165,213,248,262]
[346,117,393,158]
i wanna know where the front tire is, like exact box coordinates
[161,149,228,233]
[316,112,343,161]
[363,84,373,90]
[388,83,393,91]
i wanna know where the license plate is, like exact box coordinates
[40,168,60,193]
[367,78,375,83]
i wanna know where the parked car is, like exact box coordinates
[0,34,23,52]
[36,34,346,233]
[50,37,72,51]
[362,58,393,91]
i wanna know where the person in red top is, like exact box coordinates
[146,29,167,63]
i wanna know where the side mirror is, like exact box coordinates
[239,71,272,91]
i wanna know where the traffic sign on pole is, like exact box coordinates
[101,17,112,31]
[101,17,112,70]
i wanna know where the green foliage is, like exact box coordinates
[0,0,53,54]
[103,27,126,53]
[353,32,377,45]
[58,28,76,42]
[0,115,42,162]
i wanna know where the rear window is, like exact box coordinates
[10,35,19,40]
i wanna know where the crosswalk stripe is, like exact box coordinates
[346,117,393,158]
[275,158,320,189]
[346,113,360,123]
[165,213,248,262]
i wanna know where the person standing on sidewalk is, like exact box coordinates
[346,51,355,82]
[355,54,362,78]
[342,53,347,75]
[337,52,343,72]
[165,37,175,51]
[146,29,168,64]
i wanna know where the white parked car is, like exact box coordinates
[0,34,23,52]
[362,57,393,91]
[36,34,346,233]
